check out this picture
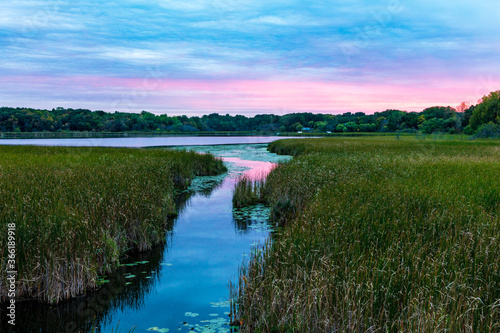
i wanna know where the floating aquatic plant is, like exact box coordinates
[210,301,230,308]
[147,327,169,332]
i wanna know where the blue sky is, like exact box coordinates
[1,0,499,115]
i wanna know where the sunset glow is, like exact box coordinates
[1,0,499,115]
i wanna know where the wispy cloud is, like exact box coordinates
[0,0,499,114]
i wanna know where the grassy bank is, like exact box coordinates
[0,145,226,304]
[234,137,500,332]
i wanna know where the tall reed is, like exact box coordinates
[235,137,500,332]
[233,176,267,208]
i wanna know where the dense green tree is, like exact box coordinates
[470,91,500,130]
[345,122,358,132]
[4,94,498,135]
[336,124,346,132]
[462,105,475,128]
[376,117,387,131]
[314,121,327,132]
[423,106,455,120]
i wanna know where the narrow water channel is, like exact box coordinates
[6,144,289,333]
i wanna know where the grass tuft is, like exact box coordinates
[232,176,267,208]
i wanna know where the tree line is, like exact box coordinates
[1,91,499,136]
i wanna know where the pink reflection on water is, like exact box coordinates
[223,157,276,180]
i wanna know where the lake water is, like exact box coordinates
[2,142,292,333]
[0,136,299,147]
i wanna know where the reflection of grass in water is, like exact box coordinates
[3,244,166,333]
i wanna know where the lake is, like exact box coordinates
[0,136,300,147]
[1,140,293,333]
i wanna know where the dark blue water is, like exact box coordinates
[4,143,290,333]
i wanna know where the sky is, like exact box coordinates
[0,0,499,116]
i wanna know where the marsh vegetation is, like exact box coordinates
[0,145,226,304]
[233,176,267,208]
[234,137,500,332]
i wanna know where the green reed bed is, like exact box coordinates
[234,137,500,332]
[233,176,268,208]
[0,145,226,304]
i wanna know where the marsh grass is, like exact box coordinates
[233,168,275,208]
[0,145,225,304]
[234,137,500,332]
[233,176,267,208]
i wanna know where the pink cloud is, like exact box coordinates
[0,75,481,115]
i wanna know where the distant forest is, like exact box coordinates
[1,91,499,135]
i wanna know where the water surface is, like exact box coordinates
[0,136,298,147]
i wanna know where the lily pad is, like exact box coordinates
[210,301,230,308]
[147,328,169,332]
